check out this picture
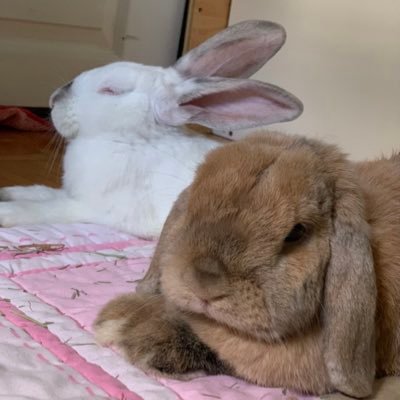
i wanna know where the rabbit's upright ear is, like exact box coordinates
[323,171,376,398]
[154,20,302,131]
[174,20,286,79]
[153,77,303,131]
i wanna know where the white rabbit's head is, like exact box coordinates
[50,62,173,140]
[50,20,303,141]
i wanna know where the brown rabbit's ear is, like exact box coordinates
[323,173,376,398]
[136,188,190,295]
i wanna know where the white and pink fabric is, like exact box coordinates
[0,223,318,400]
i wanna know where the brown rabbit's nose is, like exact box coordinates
[193,257,225,287]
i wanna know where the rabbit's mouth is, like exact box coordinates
[49,81,73,108]
[179,293,285,342]
[50,99,79,140]
[164,280,225,319]
[177,292,214,315]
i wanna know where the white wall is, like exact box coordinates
[229,0,400,160]
[0,0,185,106]
[123,0,185,66]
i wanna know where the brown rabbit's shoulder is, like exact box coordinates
[156,132,377,397]
[356,156,400,375]
[103,132,400,398]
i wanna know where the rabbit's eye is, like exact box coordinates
[99,86,132,96]
[284,223,307,243]
[99,87,120,95]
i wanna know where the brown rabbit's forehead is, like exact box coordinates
[180,141,333,272]
[188,141,332,231]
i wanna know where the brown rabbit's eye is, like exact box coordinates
[284,223,307,243]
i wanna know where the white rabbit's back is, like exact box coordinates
[62,133,219,237]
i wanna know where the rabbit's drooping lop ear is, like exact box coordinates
[323,168,377,398]
[136,188,190,295]
[154,20,303,131]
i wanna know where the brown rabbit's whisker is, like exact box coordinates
[128,293,163,315]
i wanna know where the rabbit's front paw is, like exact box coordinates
[0,185,62,201]
[0,187,14,201]
[0,202,28,227]
[94,293,230,378]
[0,187,30,201]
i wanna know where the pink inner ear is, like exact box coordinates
[155,75,302,130]
[183,89,295,120]
[175,21,287,79]
[189,38,283,79]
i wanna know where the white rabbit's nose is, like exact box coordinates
[49,81,73,108]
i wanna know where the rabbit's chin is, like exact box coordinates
[168,290,283,343]
[51,100,79,140]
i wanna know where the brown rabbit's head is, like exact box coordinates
[160,132,377,397]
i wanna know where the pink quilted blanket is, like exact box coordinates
[0,223,318,400]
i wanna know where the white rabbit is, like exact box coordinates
[0,20,303,238]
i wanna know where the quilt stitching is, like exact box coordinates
[0,224,326,400]
[0,299,141,400]
[0,317,110,399]
[0,275,179,400]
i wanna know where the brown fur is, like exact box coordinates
[95,132,400,398]
[94,293,231,377]
[356,157,400,376]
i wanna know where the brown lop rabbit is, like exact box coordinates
[94,132,400,398]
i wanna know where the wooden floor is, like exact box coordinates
[0,129,63,188]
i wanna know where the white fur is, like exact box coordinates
[0,21,303,238]
[0,63,219,238]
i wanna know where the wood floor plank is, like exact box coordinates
[0,129,64,188]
